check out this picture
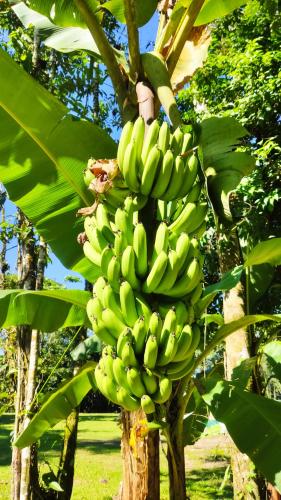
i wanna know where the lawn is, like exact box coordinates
[0,414,232,499]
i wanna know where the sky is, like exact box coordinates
[2,11,159,290]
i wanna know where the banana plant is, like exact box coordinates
[2,1,281,499]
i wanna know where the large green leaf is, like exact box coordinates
[0,48,116,281]
[13,2,100,55]
[203,265,244,297]
[248,263,274,310]
[244,238,281,267]
[213,314,281,346]
[101,0,158,27]
[14,362,96,448]
[70,333,101,361]
[183,387,209,446]
[202,378,281,491]
[195,0,248,26]
[24,0,98,27]
[262,341,281,382]
[0,289,91,331]
[198,117,255,222]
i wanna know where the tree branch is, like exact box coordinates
[124,0,141,81]
[74,0,128,118]
[166,0,205,77]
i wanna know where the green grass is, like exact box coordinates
[0,414,232,499]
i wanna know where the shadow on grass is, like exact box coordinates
[186,466,233,498]
[0,427,13,466]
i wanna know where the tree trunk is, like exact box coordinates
[119,410,160,500]
[166,391,186,500]
[219,230,260,499]
[11,211,46,500]
[56,408,79,500]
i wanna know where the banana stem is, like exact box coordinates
[166,0,205,77]
[124,0,141,81]
[74,0,129,119]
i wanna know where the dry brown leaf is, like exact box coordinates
[171,25,211,93]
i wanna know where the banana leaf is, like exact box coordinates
[101,0,158,27]
[0,48,116,282]
[202,377,281,492]
[24,0,99,27]
[195,0,248,26]
[198,117,255,223]
[14,361,96,448]
[0,289,91,331]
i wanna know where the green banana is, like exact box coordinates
[127,367,146,398]
[157,332,177,366]
[102,348,114,378]
[107,255,121,292]
[170,127,184,156]
[133,223,148,278]
[188,323,201,354]
[121,341,139,367]
[141,145,161,196]
[101,373,119,405]
[121,246,140,290]
[86,297,103,322]
[84,217,106,253]
[168,357,195,380]
[161,155,185,201]
[183,181,201,204]
[131,116,145,164]
[114,230,126,256]
[94,277,107,305]
[157,121,170,153]
[190,282,203,305]
[143,335,158,369]
[120,280,138,328]
[153,377,172,404]
[156,199,167,221]
[123,140,140,193]
[117,328,133,358]
[117,120,133,171]
[96,203,114,244]
[151,149,174,199]
[91,317,116,347]
[115,207,133,245]
[102,308,127,339]
[159,308,177,346]
[173,233,191,276]
[132,317,146,355]
[151,222,169,264]
[117,386,140,411]
[83,241,101,267]
[166,258,201,298]
[169,202,208,235]
[174,301,189,335]
[141,368,158,395]
[135,293,152,328]
[154,250,180,294]
[181,132,193,154]
[141,395,155,414]
[187,304,195,325]
[112,357,131,393]
[142,251,168,294]
[172,325,193,362]
[103,283,124,322]
[83,166,95,187]
[141,119,160,166]
[148,312,162,342]
[177,153,199,199]
[101,245,114,277]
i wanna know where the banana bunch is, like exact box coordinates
[83,195,206,299]
[90,286,201,413]
[117,118,201,201]
[80,116,209,413]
